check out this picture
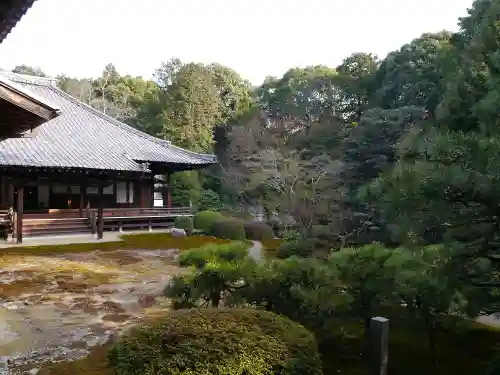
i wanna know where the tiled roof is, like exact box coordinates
[0,73,217,173]
[0,74,60,111]
[0,0,37,43]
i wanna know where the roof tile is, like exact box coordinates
[0,73,217,173]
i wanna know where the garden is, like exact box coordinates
[0,209,498,375]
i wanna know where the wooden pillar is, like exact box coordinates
[0,176,5,208]
[149,177,155,208]
[15,186,24,244]
[113,182,117,207]
[79,183,85,217]
[7,183,14,208]
[139,179,144,209]
[48,183,52,208]
[163,173,172,208]
[97,182,104,240]
[125,181,130,207]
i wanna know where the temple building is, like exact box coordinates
[0,72,216,242]
[0,1,216,243]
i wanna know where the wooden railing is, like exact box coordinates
[0,208,14,240]
[93,207,192,233]
[98,207,192,218]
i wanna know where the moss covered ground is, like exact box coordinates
[0,233,231,256]
[8,233,498,375]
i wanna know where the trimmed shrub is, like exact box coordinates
[210,218,246,240]
[243,221,274,241]
[108,308,322,375]
[193,210,225,233]
[174,216,194,235]
[276,231,313,258]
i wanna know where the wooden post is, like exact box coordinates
[97,182,104,240]
[16,186,24,244]
[0,175,5,208]
[370,317,389,375]
[7,183,14,208]
[139,179,144,211]
[125,181,130,207]
[113,182,117,206]
[162,175,168,209]
[79,183,85,217]
[167,173,172,210]
[149,176,155,208]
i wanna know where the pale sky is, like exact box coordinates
[0,0,473,85]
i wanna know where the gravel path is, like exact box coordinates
[247,241,263,261]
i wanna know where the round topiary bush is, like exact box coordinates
[210,218,246,240]
[243,221,274,241]
[108,308,322,375]
[193,210,225,234]
[174,216,194,235]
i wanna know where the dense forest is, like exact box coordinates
[12,0,500,374]
[12,0,500,285]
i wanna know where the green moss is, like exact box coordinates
[0,233,231,256]
[109,308,322,375]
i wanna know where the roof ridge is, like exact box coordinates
[0,71,58,86]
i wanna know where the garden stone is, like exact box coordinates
[171,228,187,237]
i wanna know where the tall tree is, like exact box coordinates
[437,0,500,134]
[12,64,46,77]
[375,31,453,114]
[257,66,339,130]
[335,52,379,122]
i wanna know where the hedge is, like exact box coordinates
[243,221,274,241]
[108,308,322,375]
[210,218,246,240]
[174,216,194,235]
[193,211,225,233]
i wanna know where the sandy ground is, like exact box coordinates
[0,248,183,374]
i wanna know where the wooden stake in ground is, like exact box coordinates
[370,316,389,375]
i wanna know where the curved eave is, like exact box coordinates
[133,159,217,173]
[0,75,60,118]
[0,0,37,43]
